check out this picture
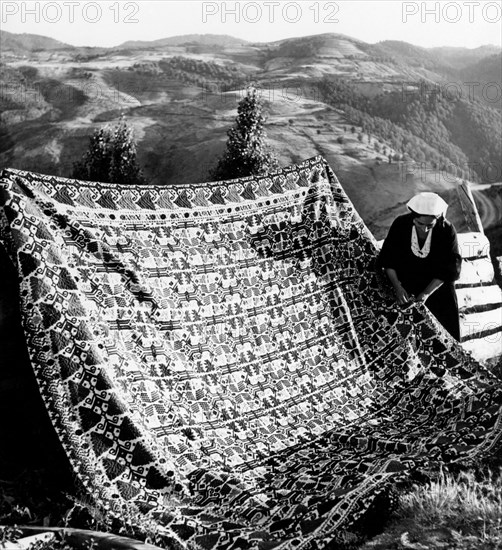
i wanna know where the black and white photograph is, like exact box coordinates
[0,1,501,548]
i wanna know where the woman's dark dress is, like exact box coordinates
[378,214,462,340]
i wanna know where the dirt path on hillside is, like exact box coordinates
[471,183,502,229]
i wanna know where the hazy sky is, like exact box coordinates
[1,1,501,49]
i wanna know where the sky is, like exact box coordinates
[0,0,501,50]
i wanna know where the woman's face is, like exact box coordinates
[413,215,437,237]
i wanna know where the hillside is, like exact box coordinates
[431,44,502,68]
[375,40,454,73]
[318,77,501,181]
[0,31,72,52]
[116,33,249,50]
[0,31,501,239]
[460,53,502,103]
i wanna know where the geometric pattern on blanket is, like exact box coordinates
[1,156,502,550]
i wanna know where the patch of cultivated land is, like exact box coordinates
[1,35,500,239]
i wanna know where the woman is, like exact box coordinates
[378,192,462,340]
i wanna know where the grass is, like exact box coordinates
[404,470,502,541]
[355,466,502,550]
[399,469,502,531]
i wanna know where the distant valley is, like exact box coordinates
[0,30,501,242]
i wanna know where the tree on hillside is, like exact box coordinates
[72,117,146,185]
[209,86,279,181]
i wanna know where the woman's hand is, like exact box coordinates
[415,292,430,304]
[416,279,444,304]
[384,269,412,305]
[394,283,412,305]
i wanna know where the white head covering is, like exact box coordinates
[406,192,448,217]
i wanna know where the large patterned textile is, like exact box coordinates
[1,156,502,549]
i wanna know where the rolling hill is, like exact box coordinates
[116,34,249,50]
[431,44,502,69]
[0,32,73,52]
[0,30,501,240]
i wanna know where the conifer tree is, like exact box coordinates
[210,86,279,180]
[72,117,146,185]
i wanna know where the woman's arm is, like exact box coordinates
[378,217,414,305]
[415,278,444,303]
[385,267,412,305]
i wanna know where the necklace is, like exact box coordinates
[411,226,432,258]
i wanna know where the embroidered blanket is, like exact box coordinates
[1,156,502,550]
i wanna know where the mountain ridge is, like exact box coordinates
[1,29,501,238]
[115,34,250,50]
[0,31,74,51]
[2,30,500,56]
